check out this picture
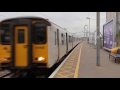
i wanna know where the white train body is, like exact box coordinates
[47,21,81,68]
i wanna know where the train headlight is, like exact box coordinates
[38,57,45,61]
[1,57,11,61]
[3,58,7,61]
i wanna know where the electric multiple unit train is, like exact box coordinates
[0,16,81,71]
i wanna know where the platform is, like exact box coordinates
[49,42,83,78]
[49,41,120,78]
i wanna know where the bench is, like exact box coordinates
[109,48,120,63]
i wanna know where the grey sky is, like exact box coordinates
[0,12,106,36]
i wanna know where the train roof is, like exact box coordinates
[0,16,72,34]
[1,16,51,25]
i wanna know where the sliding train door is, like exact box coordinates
[14,26,28,67]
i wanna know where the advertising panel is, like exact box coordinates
[103,20,114,49]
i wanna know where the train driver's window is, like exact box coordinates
[33,22,47,44]
[1,24,10,45]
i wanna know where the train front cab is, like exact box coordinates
[9,18,50,70]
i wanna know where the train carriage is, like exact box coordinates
[0,16,81,71]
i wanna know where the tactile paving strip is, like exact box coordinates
[54,43,81,78]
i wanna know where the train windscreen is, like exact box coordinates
[33,22,47,44]
[1,24,10,45]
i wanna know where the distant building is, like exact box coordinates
[105,12,120,48]
[106,12,116,22]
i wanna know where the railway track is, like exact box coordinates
[0,70,12,78]
[0,70,27,78]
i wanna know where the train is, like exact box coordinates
[0,16,81,72]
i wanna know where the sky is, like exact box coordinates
[0,12,106,36]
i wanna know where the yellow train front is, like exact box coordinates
[0,17,51,70]
[0,16,81,72]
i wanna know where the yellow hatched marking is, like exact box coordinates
[74,42,84,78]
[54,44,81,78]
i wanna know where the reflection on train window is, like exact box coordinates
[1,24,10,45]
[33,22,47,44]
[18,29,25,43]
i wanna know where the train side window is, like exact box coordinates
[63,34,65,45]
[33,22,47,44]
[69,36,70,43]
[55,31,56,45]
[61,33,64,45]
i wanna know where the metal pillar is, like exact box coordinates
[96,12,100,66]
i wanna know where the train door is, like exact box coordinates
[14,26,28,67]
[57,29,59,60]
[66,33,68,53]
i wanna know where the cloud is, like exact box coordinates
[0,12,106,35]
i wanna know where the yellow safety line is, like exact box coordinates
[74,42,84,78]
